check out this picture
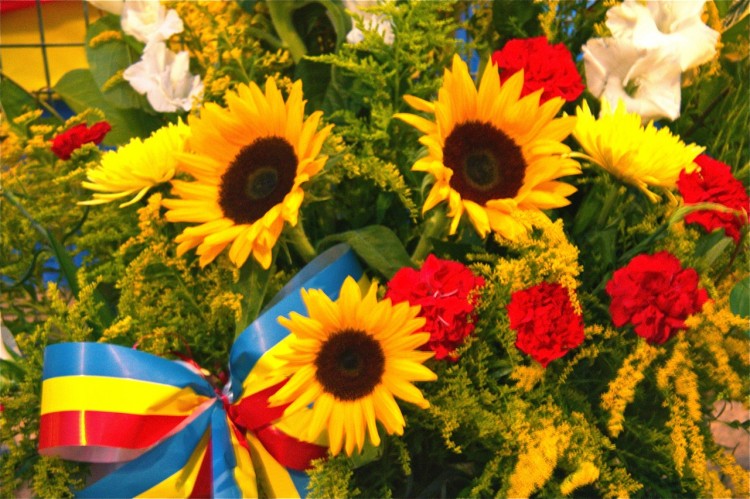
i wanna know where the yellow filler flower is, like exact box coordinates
[268,277,437,456]
[573,99,705,202]
[395,54,581,240]
[80,120,190,207]
[162,79,332,269]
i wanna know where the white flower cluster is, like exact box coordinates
[342,0,394,46]
[87,0,203,113]
[583,0,720,123]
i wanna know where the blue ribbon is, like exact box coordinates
[41,244,363,498]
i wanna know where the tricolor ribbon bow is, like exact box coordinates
[39,245,362,498]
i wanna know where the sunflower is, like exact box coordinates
[394,54,581,240]
[80,120,190,207]
[267,276,436,456]
[573,99,705,202]
[161,78,332,269]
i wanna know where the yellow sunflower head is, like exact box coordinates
[573,99,705,202]
[394,54,581,241]
[80,120,190,207]
[268,276,437,456]
[162,78,332,269]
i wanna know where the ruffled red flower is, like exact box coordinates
[51,121,111,160]
[677,154,749,243]
[491,36,584,104]
[606,251,708,345]
[507,282,584,367]
[386,254,485,361]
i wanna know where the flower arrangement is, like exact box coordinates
[1,0,748,497]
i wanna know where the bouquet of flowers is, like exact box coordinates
[1,0,748,497]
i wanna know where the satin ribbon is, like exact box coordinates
[39,244,363,498]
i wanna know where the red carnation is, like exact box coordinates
[606,251,708,345]
[386,255,485,361]
[51,121,111,160]
[491,36,584,104]
[507,282,584,367]
[677,154,749,243]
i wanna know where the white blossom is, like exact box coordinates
[583,37,682,123]
[606,0,720,71]
[120,0,184,44]
[123,42,203,113]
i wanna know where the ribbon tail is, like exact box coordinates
[77,406,215,498]
[210,408,258,498]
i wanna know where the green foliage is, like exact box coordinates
[1,1,748,497]
[304,0,462,166]
[85,16,149,110]
[54,69,162,146]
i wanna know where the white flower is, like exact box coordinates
[583,37,682,123]
[343,0,394,45]
[0,318,20,363]
[606,0,720,71]
[121,0,184,44]
[123,42,203,113]
[86,0,125,16]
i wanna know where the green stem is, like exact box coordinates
[287,221,317,263]
[411,207,448,262]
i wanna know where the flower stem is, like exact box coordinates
[411,207,448,262]
[287,221,317,263]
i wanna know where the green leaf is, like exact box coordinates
[0,74,39,122]
[85,16,148,109]
[0,73,63,127]
[267,0,350,62]
[54,69,163,146]
[693,230,733,270]
[236,0,258,15]
[729,277,750,318]
[492,0,543,38]
[319,225,414,280]
[234,254,274,334]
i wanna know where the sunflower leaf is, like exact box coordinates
[318,225,414,280]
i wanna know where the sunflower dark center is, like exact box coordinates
[218,136,297,225]
[443,120,527,205]
[315,329,385,401]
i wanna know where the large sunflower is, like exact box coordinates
[573,99,705,202]
[162,79,332,269]
[268,277,436,456]
[80,120,190,207]
[395,54,581,240]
